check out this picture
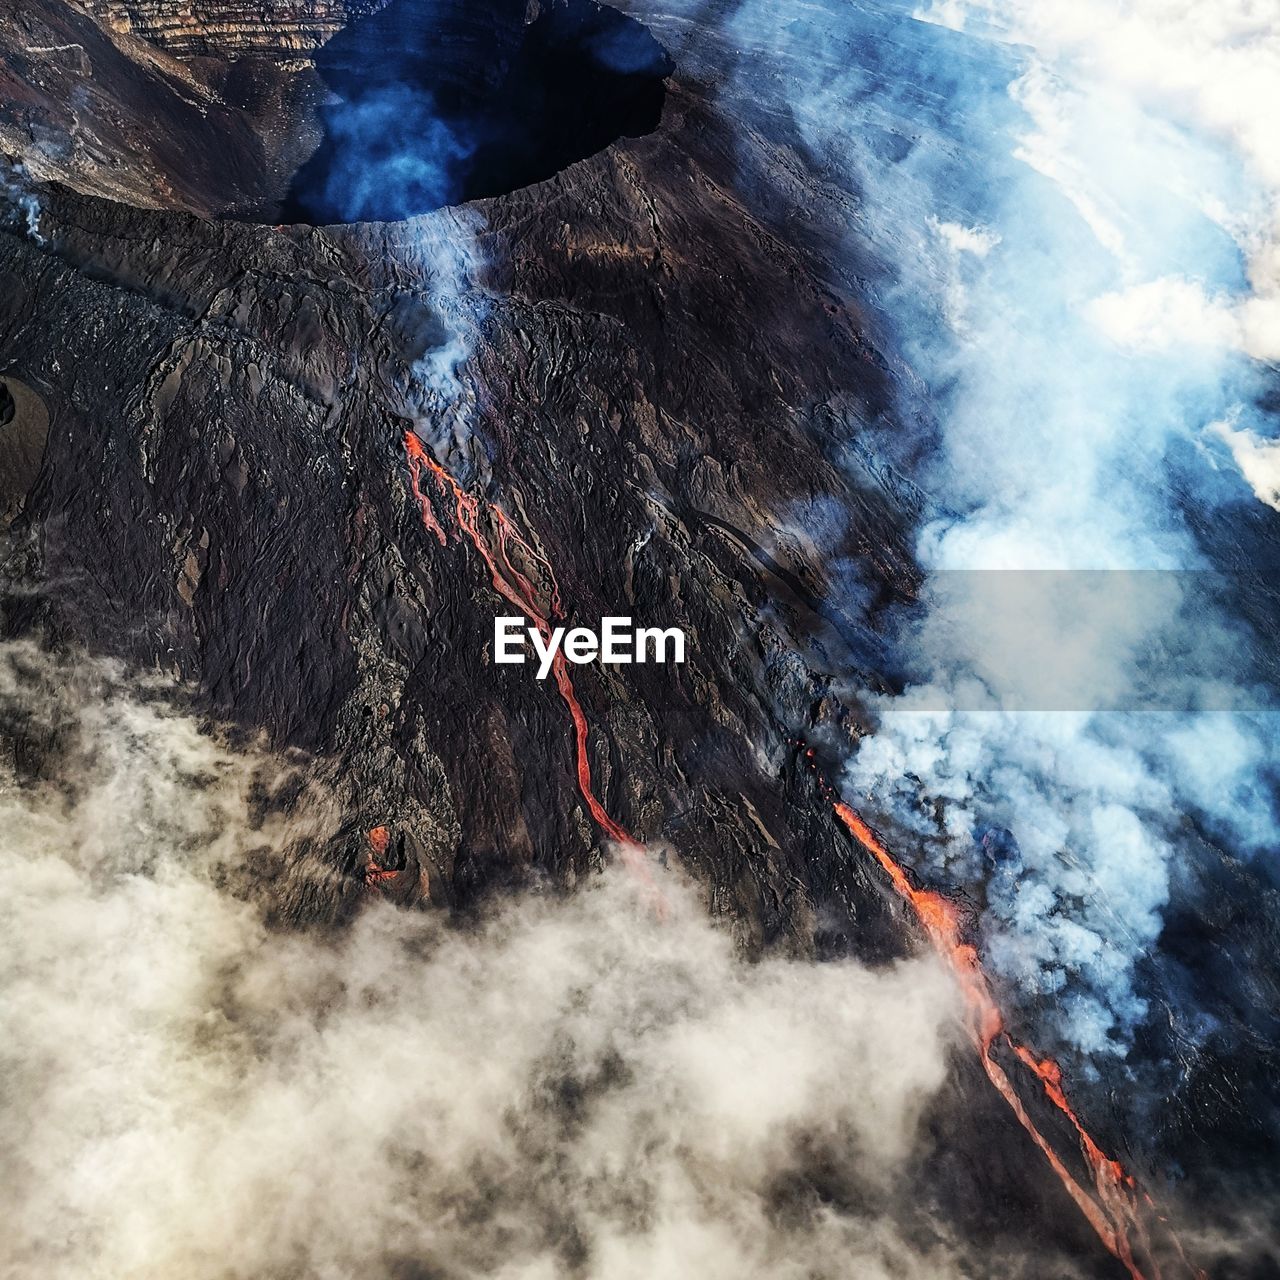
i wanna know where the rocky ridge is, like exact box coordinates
[80,0,385,62]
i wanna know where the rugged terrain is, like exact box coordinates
[0,1,1258,1276]
[2,0,923,948]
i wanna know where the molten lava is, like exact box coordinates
[829,797,1201,1280]
[364,824,400,888]
[402,431,643,870]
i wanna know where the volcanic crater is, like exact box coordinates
[277,0,674,224]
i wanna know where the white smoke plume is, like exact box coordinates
[0,642,966,1280]
[918,0,1280,362]
[702,0,1280,1058]
[305,56,492,460]
[362,211,491,473]
[1210,413,1280,512]
[0,159,45,245]
[864,0,1280,1056]
[403,206,491,458]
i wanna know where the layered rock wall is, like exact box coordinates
[80,0,386,61]
[1,0,315,214]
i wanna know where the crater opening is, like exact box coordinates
[277,0,673,226]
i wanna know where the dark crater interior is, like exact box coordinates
[278,0,673,225]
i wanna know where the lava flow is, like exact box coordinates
[364,824,399,888]
[402,430,643,867]
[780,739,1200,1280]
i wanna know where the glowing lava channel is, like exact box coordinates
[402,431,644,869]
[830,797,1202,1280]
[364,824,399,888]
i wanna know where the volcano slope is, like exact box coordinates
[0,0,1250,1276]
[1,0,924,954]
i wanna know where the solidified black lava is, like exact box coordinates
[278,0,673,225]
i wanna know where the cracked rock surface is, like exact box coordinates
[0,3,1142,1271]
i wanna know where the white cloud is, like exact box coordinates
[930,217,1001,258]
[0,643,963,1280]
[1210,416,1280,511]
[1087,277,1242,352]
[934,0,1280,359]
[912,0,968,31]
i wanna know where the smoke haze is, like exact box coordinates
[0,642,965,1280]
[674,0,1280,1068]
[0,158,43,243]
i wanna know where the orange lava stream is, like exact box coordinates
[402,431,643,869]
[395,431,1198,1271]
[832,800,1196,1280]
[364,824,399,887]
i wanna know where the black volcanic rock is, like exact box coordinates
[0,0,322,216]
[0,377,48,527]
[0,77,920,944]
[0,2,1175,1275]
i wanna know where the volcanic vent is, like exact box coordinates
[277,0,674,224]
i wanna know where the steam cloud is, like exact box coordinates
[401,207,492,458]
[0,642,965,1280]
[692,0,1280,1061]
[0,158,45,244]
[279,5,493,459]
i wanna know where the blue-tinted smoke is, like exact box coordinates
[314,86,472,224]
[582,16,665,74]
[707,0,1280,1057]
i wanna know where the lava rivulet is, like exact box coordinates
[830,798,1202,1280]
[402,431,644,871]
[364,824,399,888]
